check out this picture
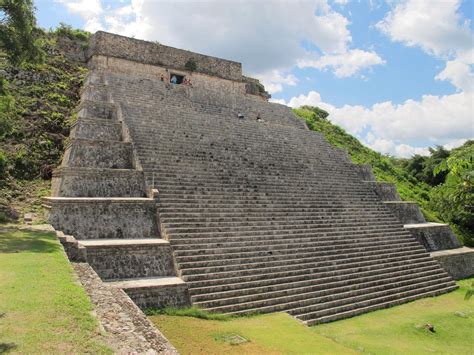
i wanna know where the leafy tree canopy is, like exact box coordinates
[0,0,44,66]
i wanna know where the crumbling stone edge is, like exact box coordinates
[54,227,178,354]
[72,263,178,354]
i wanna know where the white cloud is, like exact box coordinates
[256,70,298,94]
[56,0,104,32]
[435,60,474,92]
[376,0,473,59]
[298,49,385,78]
[58,0,383,79]
[377,0,474,92]
[278,89,474,157]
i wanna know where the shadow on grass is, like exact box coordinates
[0,230,60,254]
[0,342,17,353]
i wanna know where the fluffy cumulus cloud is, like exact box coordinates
[274,90,474,158]
[56,0,104,32]
[377,0,474,92]
[298,49,385,78]
[57,0,384,90]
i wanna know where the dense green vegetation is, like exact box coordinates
[151,278,474,354]
[293,106,473,246]
[0,0,44,66]
[0,227,111,353]
[0,23,89,222]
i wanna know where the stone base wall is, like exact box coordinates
[405,223,461,252]
[88,31,242,81]
[85,243,176,280]
[90,55,248,98]
[431,248,474,280]
[124,284,191,310]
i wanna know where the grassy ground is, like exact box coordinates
[150,278,474,354]
[0,227,111,353]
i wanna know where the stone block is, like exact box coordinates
[77,99,117,120]
[45,197,160,240]
[80,239,175,280]
[70,118,122,141]
[62,138,133,169]
[431,247,474,280]
[51,167,145,197]
[109,277,191,309]
[405,223,461,252]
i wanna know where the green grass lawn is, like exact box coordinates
[0,227,111,354]
[150,279,474,354]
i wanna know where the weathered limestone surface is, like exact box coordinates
[49,31,463,328]
[94,55,456,325]
[431,248,474,280]
[51,167,145,197]
[383,201,426,224]
[46,198,159,239]
[405,223,462,252]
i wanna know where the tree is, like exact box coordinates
[0,0,44,66]
[430,141,474,245]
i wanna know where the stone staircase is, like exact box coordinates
[45,72,189,309]
[78,69,457,325]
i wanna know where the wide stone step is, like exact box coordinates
[44,197,159,240]
[163,216,399,230]
[62,138,133,169]
[169,225,407,245]
[196,269,449,310]
[178,245,425,277]
[181,247,428,280]
[51,167,146,197]
[306,285,457,325]
[172,229,414,256]
[203,273,453,314]
[161,212,397,224]
[177,236,417,271]
[166,220,403,236]
[159,204,391,214]
[79,238,175,280]
[189,259,439,296]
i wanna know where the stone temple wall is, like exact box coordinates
[87,31,242,81]
[89,55,247,97]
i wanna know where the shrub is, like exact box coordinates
[53,23,90,42]
[184,58,197,71]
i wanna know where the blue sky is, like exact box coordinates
[35,0,473,157]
